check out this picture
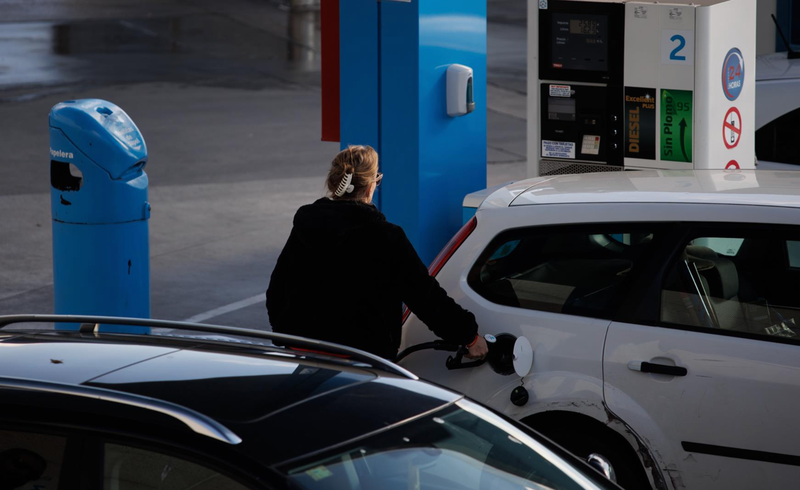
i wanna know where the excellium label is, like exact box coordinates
[624,87,656,160]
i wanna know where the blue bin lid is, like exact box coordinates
[49,99,147,180]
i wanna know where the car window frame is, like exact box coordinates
[466,222,680,322]
[755,107,800,167]
[627,221,800,347]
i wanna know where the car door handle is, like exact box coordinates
[627,361,687,377]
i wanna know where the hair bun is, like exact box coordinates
[326,145,379,199]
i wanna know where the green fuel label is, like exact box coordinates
[660,89,692,163]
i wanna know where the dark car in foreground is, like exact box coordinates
[0,314,619,490]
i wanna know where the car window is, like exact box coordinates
[756,107,800,165]
[661,231,800,342]
[468,225,663,320]
[0,429,67,490]
[692,237,744,256]
[789,241,800,269]
[104,443,249,490]
[281,404,598,490]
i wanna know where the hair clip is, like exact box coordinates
[335,173,355,197]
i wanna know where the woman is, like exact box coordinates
[266,145,488,361]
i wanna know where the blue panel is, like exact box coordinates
[417,0,487,264]
[339,0,378,149]
[379,0,421,246]
[339,0,380,205]
[380,0,486,264]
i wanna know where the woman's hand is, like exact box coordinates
[466,336,489,360]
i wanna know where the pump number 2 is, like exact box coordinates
[670,36,686,61]
[662,30,694,66]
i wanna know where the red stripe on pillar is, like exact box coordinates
[321,0,340,142]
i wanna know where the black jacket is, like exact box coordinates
[266,198,478,360]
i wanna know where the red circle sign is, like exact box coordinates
[726,160,740,169]
[723,107,742,149]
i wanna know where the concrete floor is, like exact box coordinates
[0,0,528,329]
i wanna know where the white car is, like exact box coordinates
[756,52,800,170]
[400,169,800,490]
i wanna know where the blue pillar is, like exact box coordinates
[340,0,487,265]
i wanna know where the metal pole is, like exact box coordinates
[290,0,319,12]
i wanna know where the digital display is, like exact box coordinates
[552,13,608,72]
[548,97,576,122]
[570,19,598,35]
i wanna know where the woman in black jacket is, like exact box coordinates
[266,145,488,361]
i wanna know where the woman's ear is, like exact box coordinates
[364,181,378,203]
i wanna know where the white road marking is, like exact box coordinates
[182,293,265,324]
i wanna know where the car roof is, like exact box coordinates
[481,170,800,209]
[0,330,461,466]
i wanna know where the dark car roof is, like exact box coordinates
[0,330,461,466]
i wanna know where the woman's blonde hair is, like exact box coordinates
[326,145,379,199]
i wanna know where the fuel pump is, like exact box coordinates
[528,0,756,177]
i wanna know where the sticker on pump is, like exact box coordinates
[542,140,576,159]
[625,87,656,160]
[722,48,745,101]
[549,85,571,98]
[660,89,693,163]
[723,107,742,149]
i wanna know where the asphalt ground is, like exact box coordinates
[0,0,527,329]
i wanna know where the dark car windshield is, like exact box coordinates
[280,400,610,490]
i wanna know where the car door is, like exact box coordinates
[402,215,673,419]
[604,222,800,489]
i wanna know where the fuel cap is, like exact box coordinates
[513,337,534,377]
[510,386,529,406]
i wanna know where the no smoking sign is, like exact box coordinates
[723,107,741,149]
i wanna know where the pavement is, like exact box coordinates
[0,0,528,329]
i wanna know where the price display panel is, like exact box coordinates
[538,1,624,84]
[551,13,609,72]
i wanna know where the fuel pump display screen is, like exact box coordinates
[551,13,608,72]
[548,97,576,122]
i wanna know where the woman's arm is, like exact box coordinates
[396,227,479,346]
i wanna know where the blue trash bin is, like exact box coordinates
[49,99,151,333]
